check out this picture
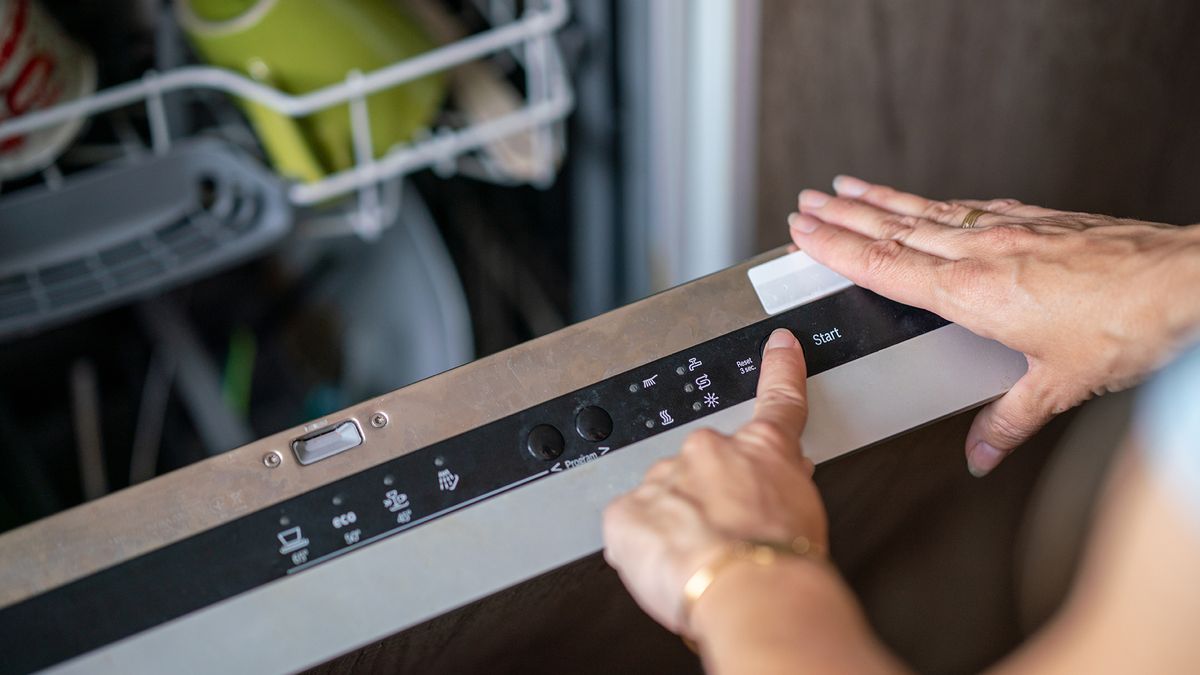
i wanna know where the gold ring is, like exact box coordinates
[961,208,986,228]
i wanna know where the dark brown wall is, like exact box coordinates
[756,0,1200,251]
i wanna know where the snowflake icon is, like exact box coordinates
[703,392,720,408]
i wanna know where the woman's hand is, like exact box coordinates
[602,328,827,636]
[789,175,1200,476]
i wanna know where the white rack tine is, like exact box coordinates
[143,70,171,155]
[290,91,572,205]
[347,70,383,240]
[0,0,568,143]
[0,0,573,205]
[433,127,459,178]
[382,174,403,233]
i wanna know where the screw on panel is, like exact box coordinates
[370,412,389,428]
[263,451,282,468]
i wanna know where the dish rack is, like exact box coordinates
[0,0,573,339]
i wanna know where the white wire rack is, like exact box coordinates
[0,0,573,239]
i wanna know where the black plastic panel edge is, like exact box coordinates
[0,288,946,674]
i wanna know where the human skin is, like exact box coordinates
[604,329,1200,674]
[604,184,1200,672]
[790,177,1200,475]
[604,328,908,674]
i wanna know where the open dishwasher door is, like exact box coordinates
[0,249,1025,674]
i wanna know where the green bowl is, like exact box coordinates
[179,0,446,182]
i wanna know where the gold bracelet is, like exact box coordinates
[679,536,826,643]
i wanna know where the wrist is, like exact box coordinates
[686,550,909,675]
[689,553,837,644]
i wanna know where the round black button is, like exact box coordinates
[575,405,613,442]
[526,424,566,460]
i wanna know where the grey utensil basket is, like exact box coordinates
[0,138,291,340]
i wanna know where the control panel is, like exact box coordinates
[0,287,946,673]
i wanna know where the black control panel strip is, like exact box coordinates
[0,288,946,674]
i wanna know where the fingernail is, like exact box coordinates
[788,212,821,234]
[833,175,869,197]
[765,328,798,351]
[967,441,1004,478]
[799,189,830,209]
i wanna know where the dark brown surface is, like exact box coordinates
[310,406,1071,675]
[823,409,1072,674]
[1015,390,1131,633]
[756,0,1200,251]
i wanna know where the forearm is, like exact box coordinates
[690,558,911,675]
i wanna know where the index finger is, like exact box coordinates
[832,176,1061,223]
[750,329,809,444]
[789,212,954,319]
[831,176,1014,226]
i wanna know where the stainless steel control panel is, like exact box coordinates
[0,287,944,673]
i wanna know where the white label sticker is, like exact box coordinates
[747,252,854,315]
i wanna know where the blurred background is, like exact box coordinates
[1,1,1198,672]
[0,0,770,527]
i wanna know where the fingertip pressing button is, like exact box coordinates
[759,333,772,357]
